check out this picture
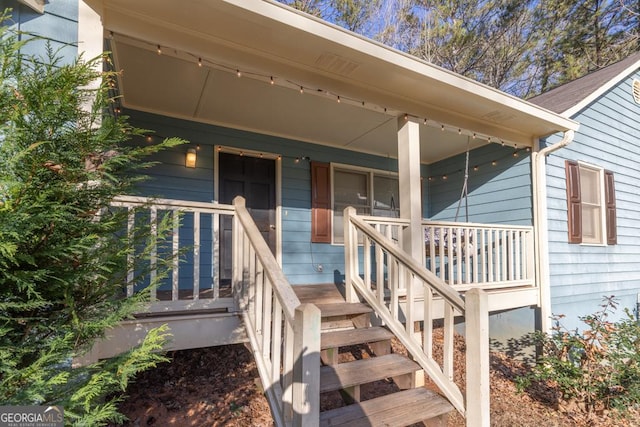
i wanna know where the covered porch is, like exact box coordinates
[81,0,577,312]
[79,1,579,425]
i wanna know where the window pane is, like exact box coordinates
[334,170,369,243]
[580,165,603,244]
[334,170,368,211]
[373,175,400,218]
[582,205,601,243]
[580,167,600,205]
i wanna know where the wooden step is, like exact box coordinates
[316,302,372,318]
[320,353,420,393]
[321,326,393,350]
[319,387,454,427]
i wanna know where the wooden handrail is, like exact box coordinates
[344,207,490,426]
[348,212,466,313]
[232,196,320,427]
[232,197,302,323]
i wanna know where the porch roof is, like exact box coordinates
[86,0,578,164]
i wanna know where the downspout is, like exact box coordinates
[532,129,575,333]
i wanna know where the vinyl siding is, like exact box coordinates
[544,69,640,331]
[127,109,401,286]
[0,0,78,64]
[427,143,533,226]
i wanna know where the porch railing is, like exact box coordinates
[361,216,535,290]
[344,207,490,426]
[232,196,320,427]
[112,195,235,313]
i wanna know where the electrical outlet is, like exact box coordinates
[316,264,323,272]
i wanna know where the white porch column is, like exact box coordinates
[397,117,423,262]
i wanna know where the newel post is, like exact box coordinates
[343,207,358,303]
[465,288,490,427]
[292,303,321,426]
[232,196,246,310]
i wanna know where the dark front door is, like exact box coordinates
[219,152,276,282]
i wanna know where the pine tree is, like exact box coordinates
[0,11,184,425]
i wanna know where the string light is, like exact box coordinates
[113,33,526,151]
[492,160,497,166]
[473,165,479,171]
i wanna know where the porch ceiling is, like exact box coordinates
[86,0,578,164]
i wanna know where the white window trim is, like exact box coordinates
[330,162,399,245]
[578,161,607,246]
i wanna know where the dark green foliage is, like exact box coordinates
[0,10,185,425]
[518,296,640,416]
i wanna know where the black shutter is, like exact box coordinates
[565,160,582,244]
[311,162,331,243]
[604,170,617,245]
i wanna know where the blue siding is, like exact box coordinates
[427,144,533,226]
[128,110,538,288]
[544,69,640,331]
[0,0,78,64]
[126,110,402,286]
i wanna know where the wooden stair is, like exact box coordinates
[295,284,454,427]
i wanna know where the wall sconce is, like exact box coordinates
[185,148,197,168]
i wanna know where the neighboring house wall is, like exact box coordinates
[0,0,78,64]
[544,69,640,331]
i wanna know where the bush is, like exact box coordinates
[0,10,185,425]
[519,296,640,416]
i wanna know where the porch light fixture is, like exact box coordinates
[185,148,197,168]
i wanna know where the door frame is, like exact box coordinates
[214,145,283,266]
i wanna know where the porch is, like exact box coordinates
[104,194,538,314]
[83,194,496,426]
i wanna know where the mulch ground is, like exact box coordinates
[112,331,640,427]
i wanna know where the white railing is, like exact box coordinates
[359,216,535,290]
[232,197,320,427]
[423,221,535,289]
[344,207,490,426]
[112,195,235,313]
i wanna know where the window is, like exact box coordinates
[565,160,616,245]
[332,166,399,243]
[310,162,399,244]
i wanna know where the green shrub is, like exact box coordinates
[519,296,640,415]
[0,9,185,425]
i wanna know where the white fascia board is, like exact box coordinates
[563,59,640,118]
[226,0,578,134]
[18,0,45,14]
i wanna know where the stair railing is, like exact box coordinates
[232,196,321,427]
[344,207,490,427]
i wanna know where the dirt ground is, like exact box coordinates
[112,332,640,427]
